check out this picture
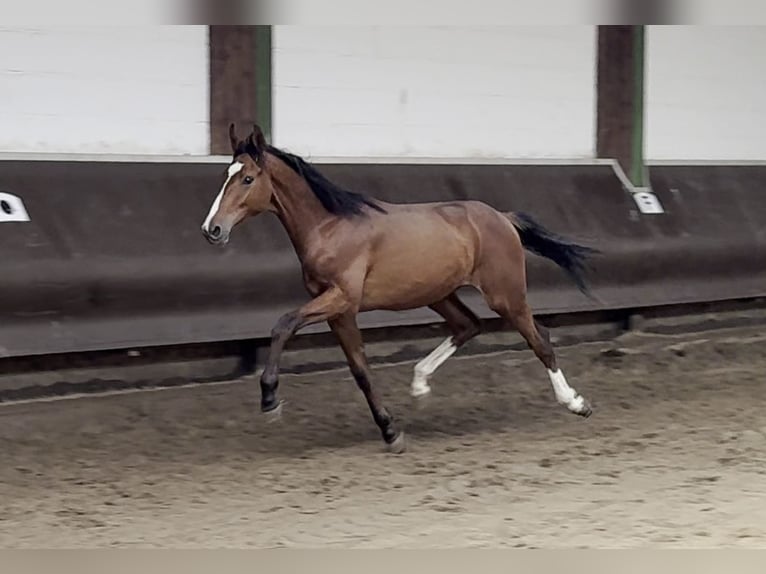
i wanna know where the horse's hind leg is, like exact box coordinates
[485,288,592,417]
[411,292,482,398]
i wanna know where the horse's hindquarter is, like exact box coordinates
[359,203,480,311]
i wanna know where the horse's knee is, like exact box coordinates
[271,312,300,341]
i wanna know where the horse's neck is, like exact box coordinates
[267,155,330,258]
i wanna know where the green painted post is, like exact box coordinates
[631,25,646,187]
[254,25,273,142]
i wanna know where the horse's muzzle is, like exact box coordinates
[202,223,229,245]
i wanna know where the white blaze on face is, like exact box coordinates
[202,161,244,232]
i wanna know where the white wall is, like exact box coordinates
[0,26,209,155]
[273,26,596,159]
[646,26,766,161]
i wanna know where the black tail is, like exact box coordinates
[508,212,600,298]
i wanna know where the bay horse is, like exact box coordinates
[202,124,597,453]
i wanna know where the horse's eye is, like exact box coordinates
[243,176,254,185]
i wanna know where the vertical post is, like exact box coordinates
[596,25,647,188]
[254,26,273,143]
[631,25,645,187]
[209,26,272,155]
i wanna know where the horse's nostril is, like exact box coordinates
[209,225,222,239]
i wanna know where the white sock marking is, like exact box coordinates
[411,337,457,397]
[202,161,243,232]
[548,369,587,413]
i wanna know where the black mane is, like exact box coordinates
[236,138,386,217]
[268,146,386,216]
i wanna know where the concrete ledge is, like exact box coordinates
[2,300,766,403]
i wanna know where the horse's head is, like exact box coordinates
[201,123,277,245]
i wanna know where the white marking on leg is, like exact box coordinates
[411,337,457,397]
[202,161,244,232]
[547,369,588,414]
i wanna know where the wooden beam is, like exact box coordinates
[596,25,646,186]
[209,26,270,155]
[254,26,272,143]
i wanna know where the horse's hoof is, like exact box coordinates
[262,400,284,423]
[386,432,407,454]
[410,382,432,400]
[573,397,593,418]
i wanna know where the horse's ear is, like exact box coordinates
[252,124,267,149]
[228,123,239,154]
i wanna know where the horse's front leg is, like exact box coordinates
[260,286,350,416]
[329,312,405,453]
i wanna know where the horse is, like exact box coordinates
[201,123,597,453]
